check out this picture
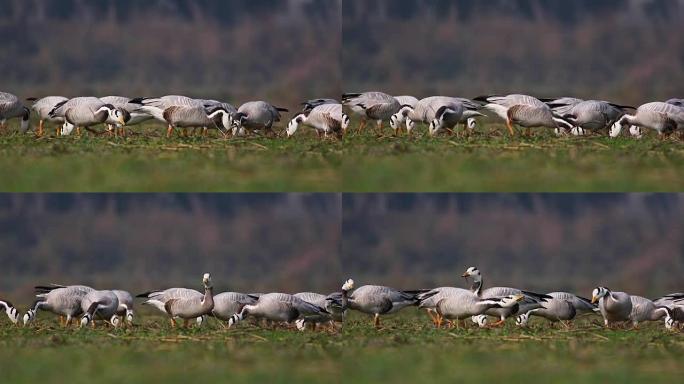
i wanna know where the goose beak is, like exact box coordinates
[591,296,598,304]
[514,294,525,302]
[118,117,126,126]
[461,272,469,278]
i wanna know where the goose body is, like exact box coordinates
[516,291,592,326]
[294,291,346,325]
[343,91,400,132]
[287,103,346,138]
[474,94,572,135]
[591,287,633,326]
[112,290,135,325]
[232,101,288,135]
[0,299,20,325]
[553,100,632,135]
[211,292,259,321]
[434,291,525,324]
[163,105,232,137]
[153,274,214,327]
[27,96,68,135]
[137,95,203,122]
[390,96,481,134]
[394,95,419,108]
[50,97,127,135]
[0,91,30,133]
[628,295,671,327]
[339,279,427,327]
[137,287,205,325]
[615,102,684,136]
[417,286,470,326]
[228,292,329,329]
[80,290,120,327]
[24,284,94,326]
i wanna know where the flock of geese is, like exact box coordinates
[1,268,682,333]
[1,90,682,140]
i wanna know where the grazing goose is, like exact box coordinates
[342,92,401,133]
[549,100,633,136]
[462,266,551,326]
[227,292,329,330]
[428,104,485,136]
[136,95,203,122]
[474,94,573,135]
[339,279,429,328]
[393,95,419,109]
[137,287,205,326]
[100,96,152,136]
[591,287,633,327]
[542,97,584,117]
[628,295,672,328]
[614,102,684,137]
[293,292,346,331]
[163,105,233,138]
[390,96,481,135]
[79,290,121,328]
[287,103,346,139]
[210,292,259,323]
[0,299,20,325]
[49,97,127,135]
[0,92,30,133]
[515,291,596,327]
[417,287,471,327]
[302,98,339,113]
[431,292,525,329]
[232,101,289,136]
[27,96,68,136]
[24,284,94,326]
[200,99,238,136]
[112,290,135,326]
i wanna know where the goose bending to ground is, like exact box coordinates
[549,100,634,136]
[542,97,584,117]
[137,287,205,326]
[417,286,470,327]
[49,97,127,136]
[431,292,525,329]
[79,290,121,328]
[227,292,329,330]
[628,295,673,329]
[163,105,233,138]
[591,287,633,328]
[27,96,68,136]
[474,94,573,136]
[428,102,485,136]
[24,284,94,326]
[0,299,20,325]
[100,96,152,137]
[390,96,482,136]
[293,292,346,331]
[0,92,30,134]
[232,101,289,136]
[287,103,347,139]
[462,266,551,326]
[612,102,684,138]
[516,291,597,326]
[136,95,203,122]
[301,98,338,113]
[342,92,401,133]
[652,293,684,329]
[339,279,430,328]
[112,290,134,326]
[210,292,259,323]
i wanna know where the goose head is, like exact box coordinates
[462,266,480,280]
[628,125,643,139]
[341,279,354,292]
[110,315,121,328]
[609,121,623,137]
[591,286,609,303]
[0,301,19,325]
[231,113,247,131]
[516,312,530,327]
[61,121,75,135]
[20,107,30,133]
[570,127,586,136]
[125,309,134,325]
[341,114,350,131]
[207,107,233,132]
[405,117,416,133]
[471,315,488,328]
[287,113,306,137]
[466,117,477,130]
[80,313,93,328]
[97,104,128,126]
[22,309,35,326]
[202,273,212,288]
[390,106,412,131]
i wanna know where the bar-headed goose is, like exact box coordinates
[100,96,152,137]
[49,97,127,135]
[137,287,205,326]
[591,286,633,327]
[417,286,470,327]
[293,292,346,331]
[112,290,134,326]
[157,273,214,328]
[628,295,673,329]
[343,92,401,133]
[613,102,684,137]
[462,266,551,326]
[287,103,345,139]
[136,95,203,123]
[232,101,289,136]
[27,96,68,136]
[0,299,20,325]
[666,98,684,107]
[163,105,233,138]
[516,291,597,326]
[301,98,339,113]
[210,292,259,324]
[474,94,573,136]
[390,96,481,136]
[24,284,94,326]
[432,291,525,329]
[80,290,121,328]
[0,91,30,133]
[339,279,430,328]
[227,292,329,330]
[549,100,634,136]
[428,103,485,136]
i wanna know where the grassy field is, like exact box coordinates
[342,122,684,192]
[1,310,682,384]
[0,123,341,192]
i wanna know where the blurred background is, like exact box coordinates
[342,194,684,297]
[0,0,341,107]
[343,0,684,104]
[0,194,342,303]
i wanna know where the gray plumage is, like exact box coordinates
[592,287,633,326]
[28,96,68,124]
[112,290,134,324]
[394,95,419,108]
[211,292,259,321]
[49,97,126,134]
[617,102,684,135]
[163,105,232,134]
[339,279,426,328]
[417,287,470,311]
[343,91,400,122]
[302,98,338,113]
[391,96,481,134]
[228,292,329,327]
[475,94,572,134]
[553,100,632,133]
[100,96,150,126]
[542,97,584,116]
[232,101,289,134]
[138,95,203,122]
[0,91,30,132]
[24,284,95,325]
[665,98,684,107]
[80,290,120,327]
[294,292,345,324]
[516,292,587,326]
[287,103,344,138]
[628,295,671,327]
[433,291,524,322]
[547,292,597,314]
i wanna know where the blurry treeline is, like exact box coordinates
[0,194,342,302]
[343,0,684,104]
[342,194,684,297]
[0,0,341,106]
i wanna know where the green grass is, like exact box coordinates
[341,122,684,191]
[1,310,682,384]
[0,123,341,192]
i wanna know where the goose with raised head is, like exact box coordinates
[228,292,329,330]
[158,274,214,328]
[287,103,346,139]
[79,290,121,328]
[343,92,401,133]
[462,266,551,326]
[232,101,289,136]
[0,92,30,134]
[474,94,573,136]
[27,96,68,136]
[339,279,430,328]
[0,299,20,325]
[23,284,94,326]
[591,286,633,327]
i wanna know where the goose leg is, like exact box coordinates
[37,120,44,137]
[166,124,173,138]
[59,315,65,326]
[489,319,506,327]
[358,119,367,132]
[183,319,189,328]
[375,120,382,135]
[373,313,381,328]
[505,119,515,136]
[76,126,81,136]
[169,317,176,328]
[425,309,438,325]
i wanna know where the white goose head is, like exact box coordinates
[609,121,622,138]
[591,286,610,304]
[341,114,350,131]
[287,113,307,137]
[202,273,212,288]
[466,117,477,130]
[341,279,354,292]
[0,300,19,325]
